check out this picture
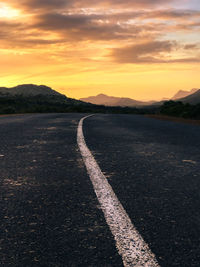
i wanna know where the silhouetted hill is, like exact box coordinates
[0,84,153,115]
[0,84,64,97]
[172,88,199,100]
[80,94,155,107]
[177,89,200,104]
[0,84,96,114]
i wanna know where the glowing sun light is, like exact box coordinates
[0,4,19,18]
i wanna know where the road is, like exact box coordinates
[0,113,200,266]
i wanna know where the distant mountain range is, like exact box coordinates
[1,84,199,107]
[177,89,200,105]
[172,88,199,100]
[80,88,200,107]
[1,84,200,116]
[80,94,156,107]
[0,84,144,115]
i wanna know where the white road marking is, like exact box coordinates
[77,115,160,267]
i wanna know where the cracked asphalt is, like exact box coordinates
[0,114,122,267]
[84,114,200,267]
[1,113,200,266]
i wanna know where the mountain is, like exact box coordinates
[80,94,155,107]
[0,84,147,115]
[0,84,63,97]
[177,89,200,104]
[80,88,200,109]
[0,84,95,114]
[172,88,199,100]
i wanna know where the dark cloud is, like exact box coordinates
[0,19,64,48]
[0,8,199,49]
[142,9,200,20]
[30,8,200,43]
[7,0,175,8]
[109,40,200,64]
[102,9,200,22]
[169,57,200,63]
[34,12,141,41]
[68,0,176,8]
[0,21,25,44]
[184,44,199,50]
[110,40,200,63]
[6,0,67,11]
[7,0,176,11]
[1,1,199,65]
[110,40,178,63]
[0,12,141,47]
[174,21,200,30]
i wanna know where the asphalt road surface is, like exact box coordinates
[0,113,200,266]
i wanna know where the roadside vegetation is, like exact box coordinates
[0,93,200,120]
[160,101,200,119]
[0,94,148,115]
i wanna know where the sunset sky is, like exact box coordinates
[0,0,200,100]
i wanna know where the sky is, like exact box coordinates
[0,0,200,100]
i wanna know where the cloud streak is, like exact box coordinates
[7,0,177,11]
[110,41,177,63]
[110,41,200,63]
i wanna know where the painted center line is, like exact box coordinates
[77,115,160,267]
